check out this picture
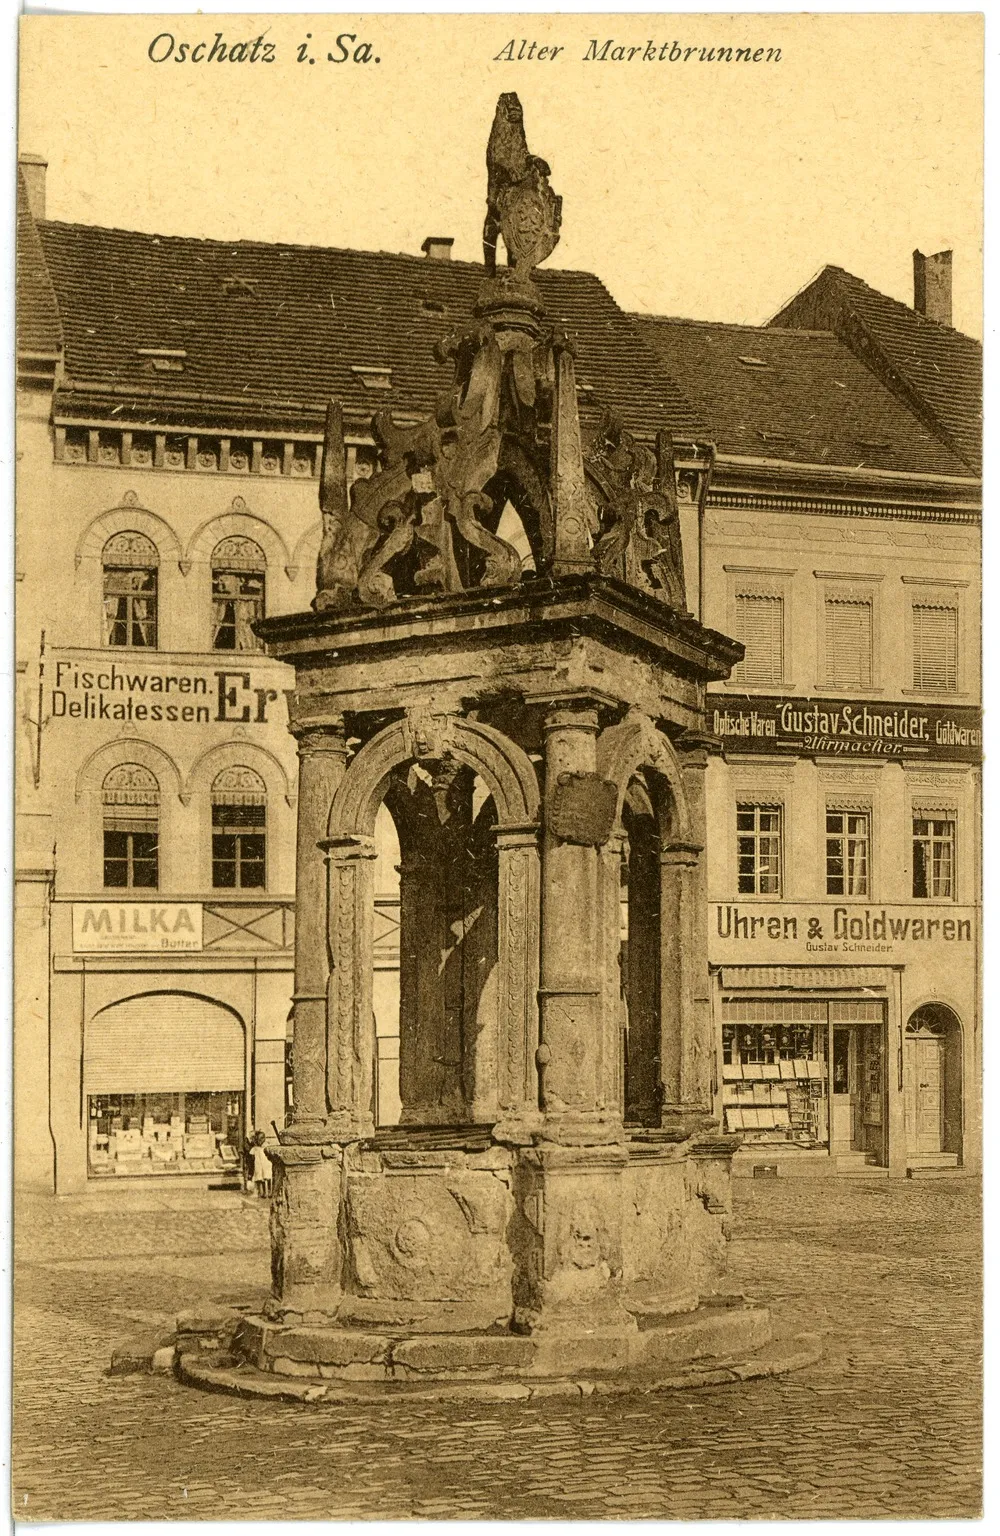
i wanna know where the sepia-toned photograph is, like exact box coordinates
[13,9,983,1521]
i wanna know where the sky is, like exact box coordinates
[17,12,984,335]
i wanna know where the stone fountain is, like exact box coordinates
[182,94,816,1401]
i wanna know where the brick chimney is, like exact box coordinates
[913,248,952,326]
[421,237,454,261]
[18,153,47,220]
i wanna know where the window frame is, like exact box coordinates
[210,536,267,653]
[736,801,784,897]
[211,802,267,891]
[911,812,957,901]
[825,806,872,897]
[724,566,795,692]
[102,532,160,650]
[902,577,969,698]
[101,763,161,890]
[209,765,269,892]
[103,826,160,890]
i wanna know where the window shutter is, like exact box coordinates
[912,603,958,691]
[825,597,872,688]
[736,593,783,685]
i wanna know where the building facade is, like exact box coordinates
[643,295,981,1174]
[17,155,981,1192]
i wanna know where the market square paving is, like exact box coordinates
[13,1175,981,1521]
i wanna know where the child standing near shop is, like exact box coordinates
[250,1130,272,1199]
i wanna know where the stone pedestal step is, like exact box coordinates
[230,1300,774,1384]
[177,1328,822,1404]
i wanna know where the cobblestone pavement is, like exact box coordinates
[13,1175,981,1521]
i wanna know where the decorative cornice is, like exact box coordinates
[708,488,979,526]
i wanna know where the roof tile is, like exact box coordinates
[637,317,972,478]
[30,220,707,441]
[769,265,981,473]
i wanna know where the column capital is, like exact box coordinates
[674,727,722,762]
[539,693,606,734]
[289,715,348,756]
[661,840,703,867]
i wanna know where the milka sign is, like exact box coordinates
[72,903,203,952]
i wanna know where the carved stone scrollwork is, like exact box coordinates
[322,834,378,1138]
[586,411,686,608]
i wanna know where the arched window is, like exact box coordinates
[211,766,267,889]
[103,764,160,889]
[103,532,159,648]
[211,536,266,651]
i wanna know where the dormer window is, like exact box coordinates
[137,347,186,374]
[351,365,393,391]
[222,276,258,298]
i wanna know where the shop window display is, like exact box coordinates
[722,999,828,1146]
[722,997,885,1155]
[87,1091,243,1177]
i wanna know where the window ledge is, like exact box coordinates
[901,689,974,702]
[812,685,884,696]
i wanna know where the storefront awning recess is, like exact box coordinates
[84,994,245,1094]
[720,966,894,992]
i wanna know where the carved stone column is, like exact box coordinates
[658,841,702,1107]
[538,698,620,1141]
[659,732,713,1120]
[678,736,714,1112]
[323,834,379,1140]
[492,823,542,1138]
[284,718,349,1138]
[270,717,348,1317]
[597,830,627,1121]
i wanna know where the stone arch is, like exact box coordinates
[184,501,291,577]
[322,713,541,1137]
[329,714,540,839]
[181,740,295,808]
[75,496,182,569]
[75,736,183,803]
[596,710,691,841]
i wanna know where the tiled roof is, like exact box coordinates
[15,170,63,358]
[27,219,706,441]
[636,318,972,478]
[768,265,981,474]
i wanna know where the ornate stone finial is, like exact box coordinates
[483,93,562,279]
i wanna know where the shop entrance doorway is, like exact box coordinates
[830,1027,860,1154]
[905,1005,963,1163]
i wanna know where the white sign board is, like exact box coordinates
[72,903,203,953]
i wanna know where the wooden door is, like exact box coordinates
[905,1033,945,1154]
